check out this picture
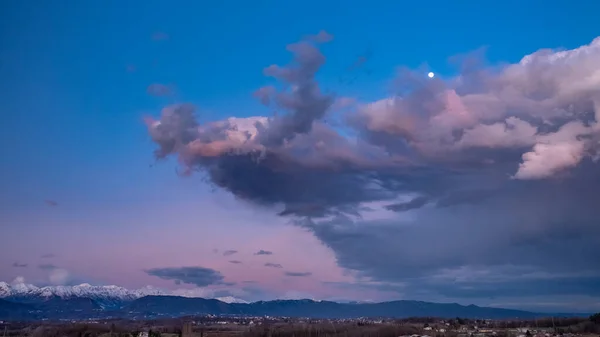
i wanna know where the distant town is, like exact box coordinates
[1,313,599,337]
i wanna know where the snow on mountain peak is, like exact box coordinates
[216,296,249,304]
[0,281,247,303]
[0,282,10,296]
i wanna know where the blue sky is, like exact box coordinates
[2,0,597,209]
[2,1,600,311]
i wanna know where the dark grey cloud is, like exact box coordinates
[384,196,429,212]
[323,281,404,294]
[300,167,600,306]
[264,263,283,269]
[222,250,238,256]
[143,34,600,309]
[12,262,27,268]
[145,266,225,287]
[228,260,242,264]
[285,271,312,277]
[254,250,273,255]
[415,276,600,299]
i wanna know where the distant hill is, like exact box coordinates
[0,294,580,321]
[0,298,35,319]
[127,297,540,319]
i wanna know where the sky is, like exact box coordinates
[1,0,600,312]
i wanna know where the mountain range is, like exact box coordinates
[0,282,582,321]
[0,281,248,306]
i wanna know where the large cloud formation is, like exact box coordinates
[146,34,600,310]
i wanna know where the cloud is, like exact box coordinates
[147,83,173,97]
[304,30,334,43]
[264,263,283,269]
[323,280,405,294]
[228,260,242,264]
[285,271,312,277]
[11,276,25,285]
[48,268,70,285]
[384,196,429,212]
[145,266,226,287]
[12,262,27,268]
[254,250,273,255]
[40,253,55,259]
[38,264,71,285]
[152,32,169,41]
[253,86,276,106]
[38,264,58,270]
[44,200,58,207]
[222,250,238,256]
[143,34,600,309]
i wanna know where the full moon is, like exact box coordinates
[428,72,435,78]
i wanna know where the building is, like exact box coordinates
[182,322,193,337]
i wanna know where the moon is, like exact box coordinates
[427,72,435,78]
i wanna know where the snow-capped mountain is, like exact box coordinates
[0,281,247,306]
[215,296,249,304]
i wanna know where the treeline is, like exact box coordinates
[1,323,166,337]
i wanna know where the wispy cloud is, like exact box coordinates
[304,30,334,43]
[254,250,273,255]
[222,250,238,257]
[40,253,55,259]
[38,264,58,270]
[12,262,27,268]
[229,260,242,264]
[152,31,169,41]
[264,263,283,269]
[44,200,58,207]
[145,266,226,287]
[147,83,173,97]
[285,271,312,277]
